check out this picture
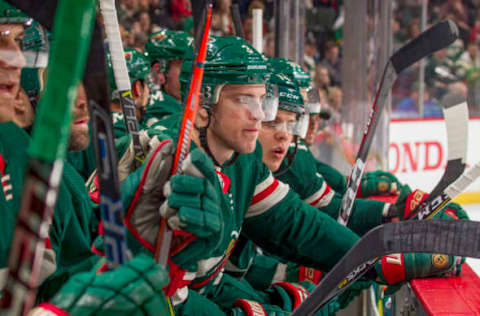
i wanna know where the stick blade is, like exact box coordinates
[390,19,459,73]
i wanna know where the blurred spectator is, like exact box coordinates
[171,0,192,28]
[393,85,442,118]
[149,0,174,29]
[327,86,342,114]
[210,0,233,36]
[133,32,148,52]
[405,18,421,41]
[248,0,266,16]
[392,19,403,51]
[456,41,480,79]
[118,0,138,29]
[456,43,480,114]
[136,10,153,34]
[304,35,319,76]
[120,25,136,49]
[440,0,471,44]
[321,41,342,86]
[264,33,275,57]
[137,0,149,11]
[243,16,253,43]
[425,48,458,100]
[313,64,330,91]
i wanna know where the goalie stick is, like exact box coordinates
[0,0,96,314]
[292,219,480,316]
[338,19,459,226]
[292,159,480,316]
[154,1,213,266]
[99,0,145,169]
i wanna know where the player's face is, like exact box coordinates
[304,114,320,146]
[259,109,296,172]
[210,84,266,157]
[164,59,182,101]
[69,84,90,152]
[0,24,25,122]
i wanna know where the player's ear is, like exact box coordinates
[196,106,209,127]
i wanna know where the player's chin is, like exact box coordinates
[68,129,90,152]
[235,138,258,154]
[267,158,282,173]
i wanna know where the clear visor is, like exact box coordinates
[262,112,309,137]
[148,61,165,91]
[262,84,279,122]
[306,87,321,115]
[0,22,49,69]
[236,92,278,122]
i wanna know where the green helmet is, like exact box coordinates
[268,73,304,114]
[145,29,193,72]
[0,2,49,68]
[267,58,309,138]
[0,1,31,24]
[268,57,311,89]
[21,67,43,107]
[179,36,269,108]
[107,48,151,99]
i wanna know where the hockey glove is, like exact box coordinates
[375,252,463,292]
[122,141,223,268]
[230,300,289,316]
[116,128,166,182]
[30,254,170,316]
[358,170,401,198]
[390,185,470,221]
[266,281,340,315]
[160,147,224,270]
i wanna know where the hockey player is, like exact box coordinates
[228,62,468,301]
[0,2,63,288]
[114,35,362,315]
[143,29,192,126]
[107,47,151,138]
[270,57,402,198]
[0,5,171,314]
[117,34,463,315]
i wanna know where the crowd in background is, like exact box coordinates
[115,0,480,121]
[393,0,480,118]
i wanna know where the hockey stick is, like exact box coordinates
[154,2,213,266]
[338,19,459,226]
[291,97,470,315]
[292,219,480,316]
[0,0,96,314]
[87,16,131,267]
[292,160,480,316]
[404,93,468,218]
[231,1,245,38]
[99,0,145,169]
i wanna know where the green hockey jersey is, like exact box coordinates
[129,117,359,314]
[0,122,98,301]
[144,90,182,128]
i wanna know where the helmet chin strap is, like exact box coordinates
[273,136,298,177]
[196,110,239,168]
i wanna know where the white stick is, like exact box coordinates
[252,9,263,53]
